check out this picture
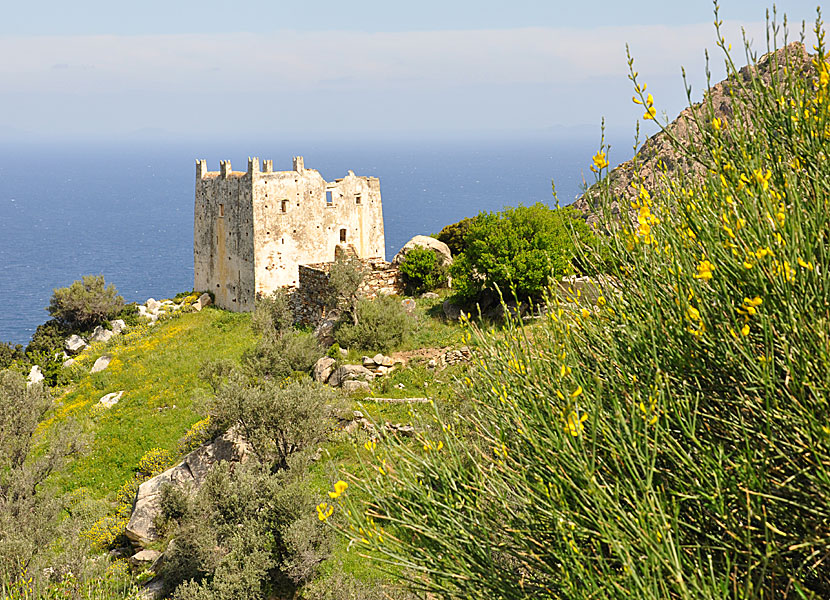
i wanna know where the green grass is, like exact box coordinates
[40,307,255,498]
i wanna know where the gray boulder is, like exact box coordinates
[392,235,453,267]
[126,430,250,546]
[98,390,124,408]
[312,357,337,384]
[111,319,127,334]
[145,298,161,314]
[91,355,112,373]
[342,380,371,393]
[443,299,462,321]
[90,326,114,344]
[129,549,162,567]
[192,293,212,312]
[65,334,87,354]
[27,365,44,387]
[328,364,374,388]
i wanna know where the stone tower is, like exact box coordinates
[194,156,385,311]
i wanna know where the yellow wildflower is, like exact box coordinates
[317,502,334,521]
[571,385,583,399]
[364,440,376,452]
[686,306,700,321]
[712,117,723,131]
[741,324,750,336]
[564,411,588,437]
[591,151,609,172]
[328,480,348,499]
[798,257,814,270]
[694,260,714,281]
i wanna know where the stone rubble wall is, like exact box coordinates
[291,259,403,326]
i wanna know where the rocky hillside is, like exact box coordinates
[574,41,812,226]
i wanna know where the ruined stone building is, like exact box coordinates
[194,156,385,311]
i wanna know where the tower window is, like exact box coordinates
[355,193,361,205]
[219,203,224,217]
[340,228,347,242]
[326,190,333,206]
[281,199,288,213]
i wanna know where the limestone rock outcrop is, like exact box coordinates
[393,235,452,267]
[91,355,112,374]
[65,334,87,354]
[126,430,250,547]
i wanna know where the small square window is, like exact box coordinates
[355,194,362,205]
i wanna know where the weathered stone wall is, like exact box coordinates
[194,156,386,311]
[194,160,256,312]
[292,259,402,326]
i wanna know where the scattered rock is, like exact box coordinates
[129,549,162,567]
[328,364,375,388]
[372,353,385,365]
[91,355,112,374]
[338,347,349,358]
[364,397,430,404]
[420,291,439,299]
[62,357,75,368]
[312,356,337,384]
[313,315,338,347]
[362,356,375,367]
[192,293,212,312]
[126,430,250,546]
[138,577,165,600]
[393,235,453,267]
[401,298,416,313]
[342,380,371,393]
[427,359,437,369]
[90,325,114,344]
[385,423,415,437]
[375,366,389,376]
[145,298,161,314]
[27,365,44,387]
[111,319,127,334]
[442,299,462,321]
[395,383,405,389]
[98,390,124,408]
[65,334,87,354]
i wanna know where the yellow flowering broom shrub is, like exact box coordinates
[338,8,830,600]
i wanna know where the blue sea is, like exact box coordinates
[0,136,607,345]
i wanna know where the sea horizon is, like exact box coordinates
[0,134,623,346]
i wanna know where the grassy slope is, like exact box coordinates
[40,308,254,498]
[34,293,472,595]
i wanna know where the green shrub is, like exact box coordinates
[341,14,830,600]
[47,275,124,329]
[243,330,322,380]
[162,460,333,599]
[398,246,447,295]
[0,342,24,370]
[209,374,345,469]
[326,257,368,319]
[449,204,596,302]
[252,289,293,335]
[334,296,410,353]
[436,216,476,257]
[25,319,68,359]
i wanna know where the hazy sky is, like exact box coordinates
[0,1,822,142]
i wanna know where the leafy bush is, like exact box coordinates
[334,296,410,353]
[25,319,68,359]
[209,374,345,469]
[252,289,293,335]
[436,216,476,257]
[162,460,333,599]
[341,15,830,600]
[47,275,125,329]
[243,329,323,380]
[0,341,24,370]
[326,257,368,320]
[398,245,447,295]
[0,370,84,585]
[449,204,597,302]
